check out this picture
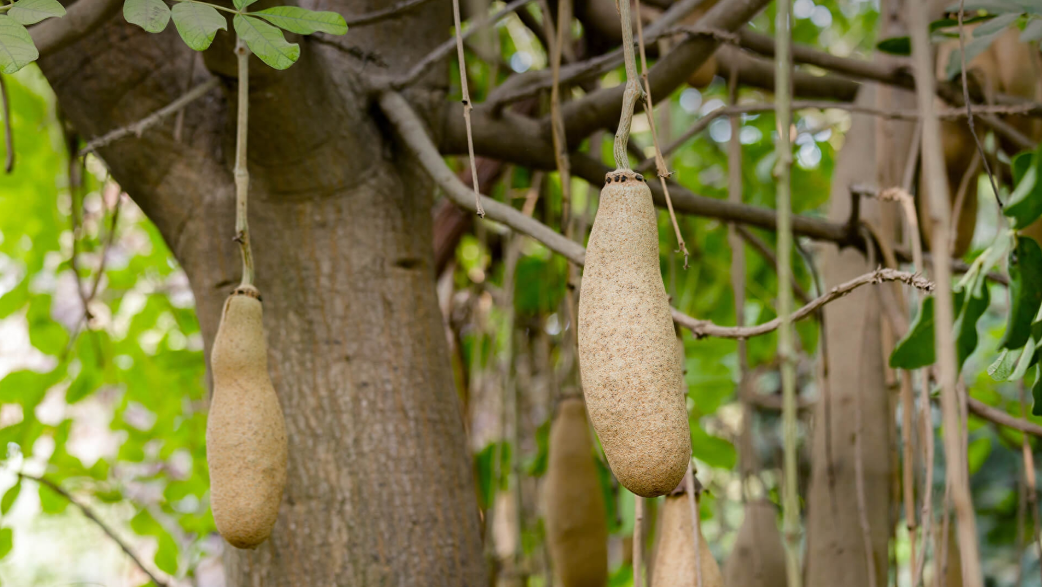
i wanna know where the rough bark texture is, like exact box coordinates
[803,86,894,587]
[38,2,487,584]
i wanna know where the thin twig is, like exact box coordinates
[910,3,982,585]
[1,75,12,173]
[853,301,878,587]
[79,78,219,157]
[949,151,981,255]
[67,155,93,322]
[451,0,484,217]
[173,53,198,143]
[344,0,435,26]
[392,0,532,89]
[634,0,689,266]
[1019,380,1042,586]
[17,472,170,587]
[957,2,1002,209]
[634,494,644,587]
[774,3,801,585]
[234,38,255,287]
[636,100,1042,173]
[542,0,571,232]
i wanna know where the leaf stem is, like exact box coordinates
[234,35,255,287]
[178,0,240,15]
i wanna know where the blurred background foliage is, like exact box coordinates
[0,0,1039,585]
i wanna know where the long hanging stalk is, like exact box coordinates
[909,2,983,585]
[773,3,801,587]
[611,0,642,169]
[234,37,255,287]
[452,0,484,216]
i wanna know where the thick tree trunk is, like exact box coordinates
[804,87,894,587]
[39,3,487,584]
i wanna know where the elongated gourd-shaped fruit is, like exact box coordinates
[207,285,288,549]
[578,170,691,498]
[722,500,788,587]
[544,397,609,587]
[651,490,722,587]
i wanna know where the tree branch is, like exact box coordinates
[384,91,934,343]
[17,472,170,587]
[967,397,1042,440]
[79,78,220,156]
[671,268,933,339]
[29,0,122,57]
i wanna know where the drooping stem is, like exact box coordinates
[612,0,642,170]
[633,0,689,266]
[634,495,644,587]
[685,463,704,587]
[774,2,801,587]
[234,36,255,287]
[452,0,484,216]
[909,2,983,585]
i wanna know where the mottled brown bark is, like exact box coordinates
[38,3,487,584]
[804,87,894,587]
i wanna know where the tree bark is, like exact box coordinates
[804,86,894,587]
[38,3,487,584]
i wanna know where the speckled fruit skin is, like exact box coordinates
[651,494,723,587]
[207,285,288,550]
[545,398,609,587]
[578,169,691,498]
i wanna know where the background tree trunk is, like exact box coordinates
[37,3,488,584]
[804,86,895,587]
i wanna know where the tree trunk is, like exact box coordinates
[804,86,894,587]
[38,3,487,584]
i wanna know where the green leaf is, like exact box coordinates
[1006,148,1042,229]
[38,483,67,514]
[972,12,1022,37]
[123,0,171,33]
[8,0,65,25]
[945,30,1004,80]
[1010,336,1040,381]
[891,296,937,369]
[988,347,1021,380]
[1,481,20,515]
[233,0,257,10]
[253,6,346,35]
[967,435,993,474]
[931,15,998,31]
[171,2,226,51]
[1023,18,1042,40]
[0,16,38,74]
[877,36,911,55]
[954,281,990,370]
[1000,237,1042,349]
[690,425,736,469]
[0,527,11,559]
[949,0,1029,12]
[233,14,299,70]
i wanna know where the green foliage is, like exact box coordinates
[8,0,65,26]
[253,7,348,35]
[233,14,300,70]
[123,0,171,33]
[0,16,39,74]
[1000,237,1042,350]
[170,2,227,51]
[1005,147,1042,229]
[122,0,347,70]
[890,296,936,369]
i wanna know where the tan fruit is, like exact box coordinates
[650,493,722,587]
[544,397,608,587]
[722,500,788,587]
[578,170,691,498]
[207,285,288,549]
